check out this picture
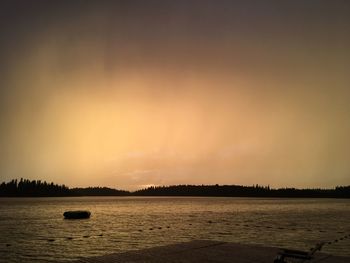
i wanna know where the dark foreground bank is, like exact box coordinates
[72,240,349,263]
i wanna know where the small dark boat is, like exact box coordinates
[63,210,91,219]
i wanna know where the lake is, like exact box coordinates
[0,197,349,262]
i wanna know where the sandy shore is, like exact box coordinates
[74,240,350,262]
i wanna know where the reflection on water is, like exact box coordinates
[0,197,349,262]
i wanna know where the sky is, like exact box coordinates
[0,0,349,190]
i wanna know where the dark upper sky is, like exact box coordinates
[0,1,349,189]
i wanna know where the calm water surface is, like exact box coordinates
[0,197,349,262]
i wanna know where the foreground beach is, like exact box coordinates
[74,240,349,263]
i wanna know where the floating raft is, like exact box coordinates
[63,210,91,219]
[74,240,349,263]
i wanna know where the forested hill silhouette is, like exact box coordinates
[0,179,349,198]
[0,179,128,197]
[133,185,350,198]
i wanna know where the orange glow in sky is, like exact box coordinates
[0,1,349,189]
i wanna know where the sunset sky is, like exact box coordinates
[0,0,349,190]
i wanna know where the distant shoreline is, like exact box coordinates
[1,179,349,198]
[1,195,350,199]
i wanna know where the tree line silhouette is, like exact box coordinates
[0,179,70,197]
[0,179,127,197]
[133,184,350,198]
[0,179,349,198]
